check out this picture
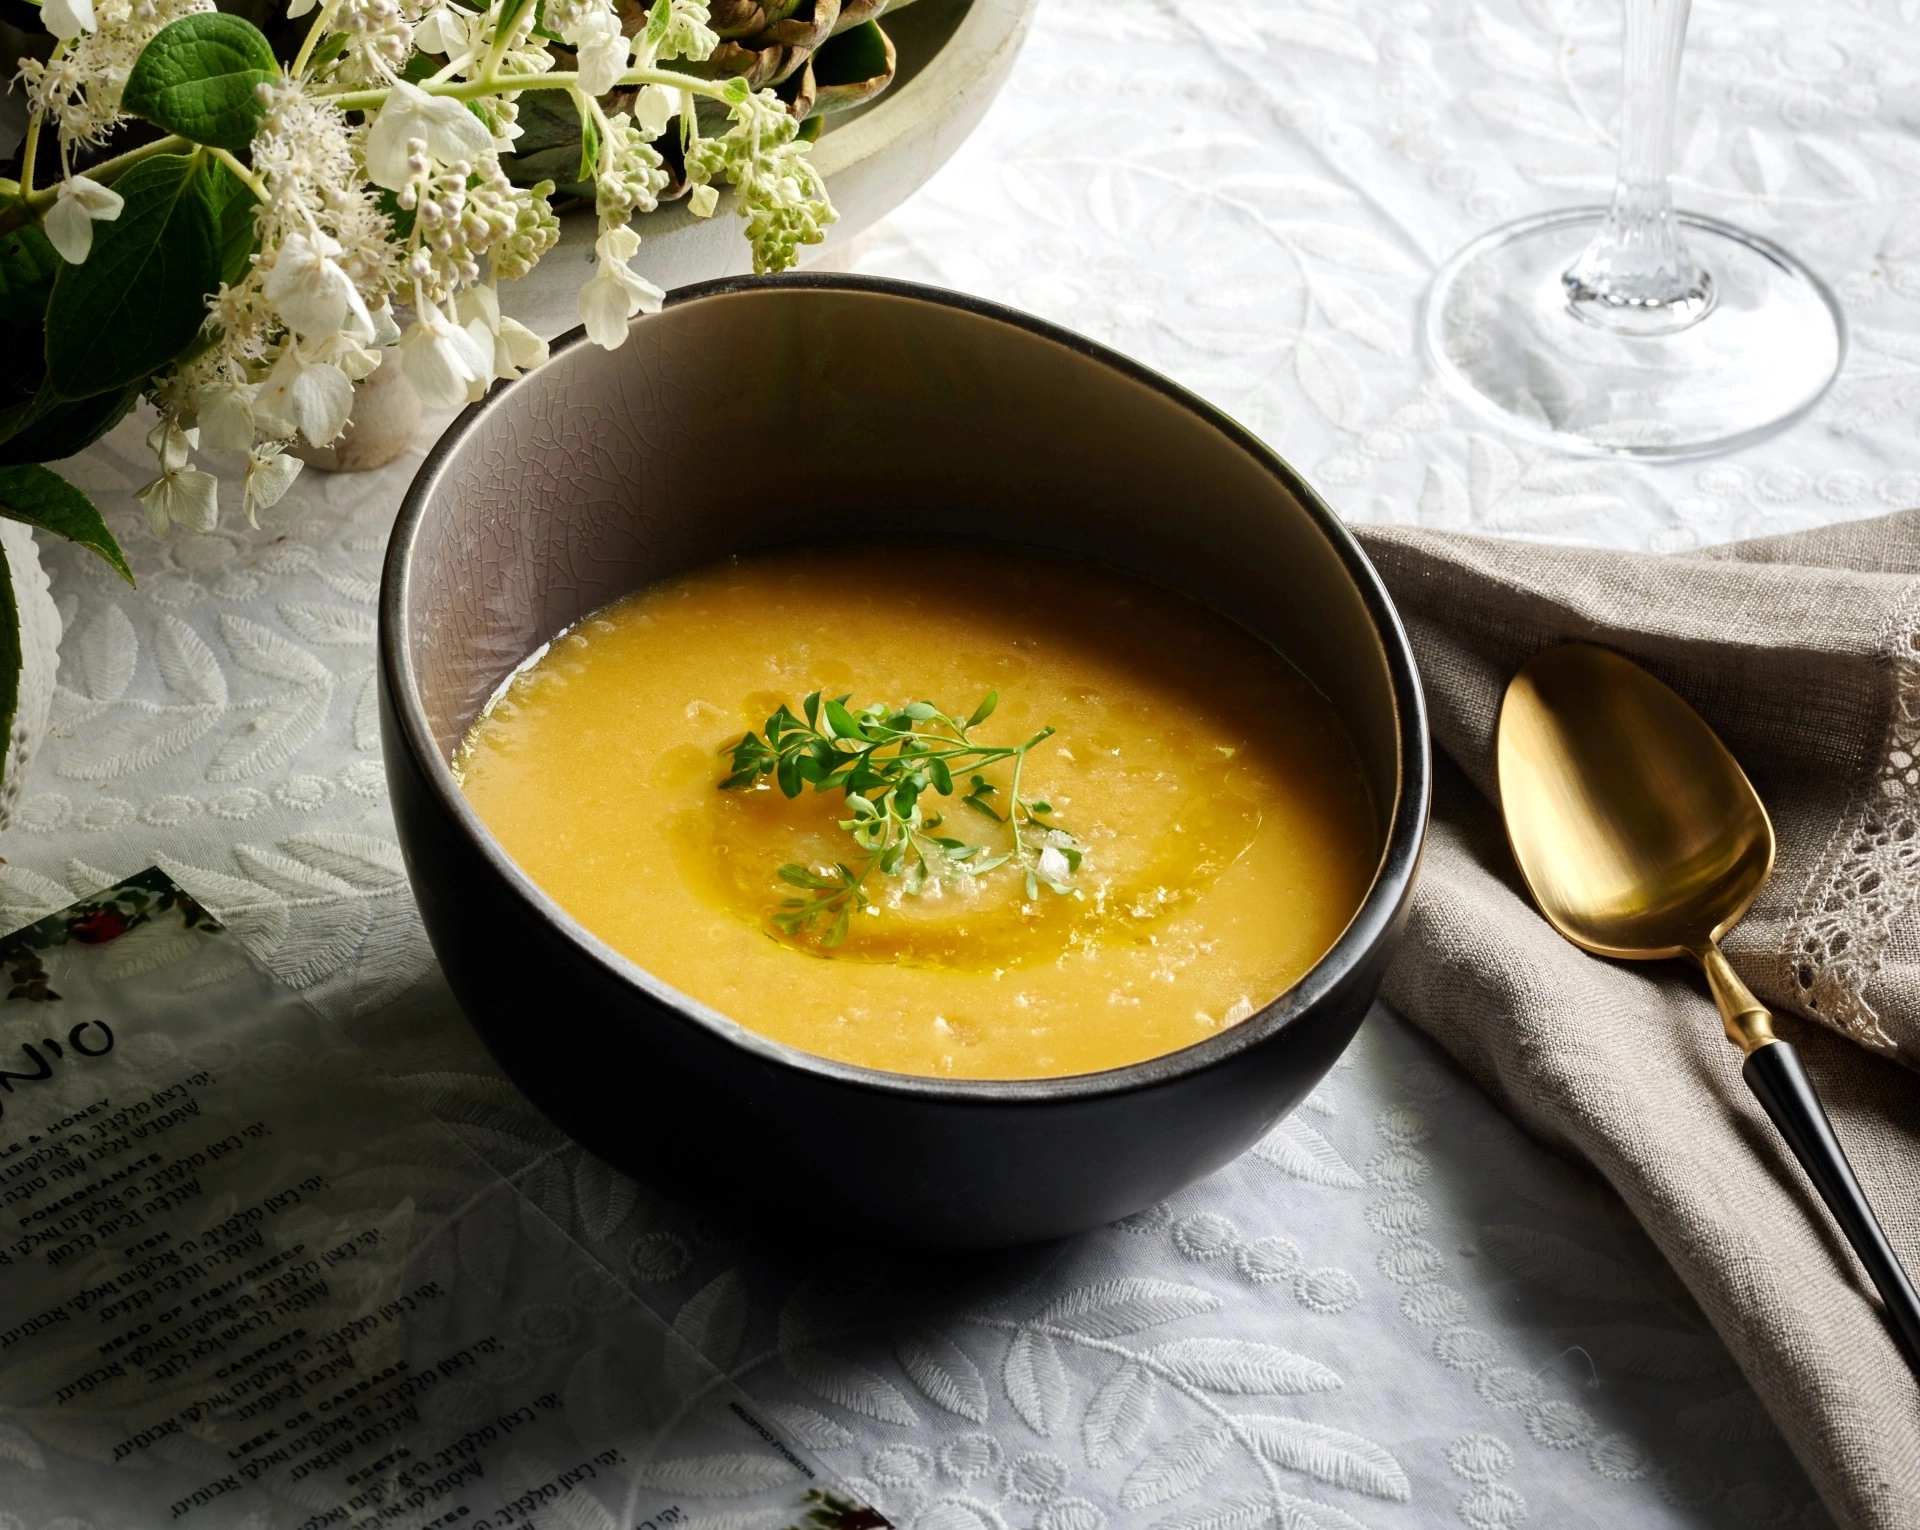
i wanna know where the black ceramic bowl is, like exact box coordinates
[380,275,1428,1248]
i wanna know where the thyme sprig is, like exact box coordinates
[720,690,1083,945]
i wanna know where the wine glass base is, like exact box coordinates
[1422,207,1846,460]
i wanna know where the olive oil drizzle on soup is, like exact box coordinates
[454,545,1380,1081]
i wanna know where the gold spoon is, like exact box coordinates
[1498,642,1920,1369]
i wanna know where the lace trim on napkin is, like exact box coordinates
[1783,588,1920,1058]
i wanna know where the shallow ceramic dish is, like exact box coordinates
[501,0,1035,339]
[379,275,1429,1247]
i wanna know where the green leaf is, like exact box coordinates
[0,466,134,584]
[0,382,142,467]
[803,20,896,119]
[304,31,349,74]
[123,14,278,153]
[778,864,836,890]
[197,156,259,287]
[45,153,219,399]
[811,17,891,87]
[499,89,584,188]
[0,545,16,797]
[0,227,58,429]
[0,226,58,348]
[968,690,998,727]
[645,0,671,45]
[578,108,602,186]
[823,698,860,739]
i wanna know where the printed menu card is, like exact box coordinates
[0,871,884,1530]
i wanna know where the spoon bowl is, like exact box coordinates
[1498,643,1774,962]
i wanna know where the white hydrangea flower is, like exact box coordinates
[42,0,96,42]
[400,299,490,407]
[365,81,493,191]
[577,225,663,349]
[24,0,212,152]
[201,80,394,461]
[413,3,469,53]
[85,0,840,535]
[334,339,385,381]
[265,229,373,341]
[241,445,303,525]
[456,285,548,382]
[333,0,414,84]
[146,417,197,472]
[137,465,219,535]
[633,84,676,137]
[367,302,403,348]
[254,343,356,445]
[496,317,546,375]
[195,381,258,452]
[659,0,718,61]
[44,175,122,264]
[571,6,631,97]
[685,86,836,274]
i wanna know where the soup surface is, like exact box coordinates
[455,545,1379,1079]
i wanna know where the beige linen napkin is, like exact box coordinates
[1354,511,1920,1530]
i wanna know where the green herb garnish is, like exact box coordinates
[720,690,1084,946]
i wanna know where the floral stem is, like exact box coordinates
[18,113,42,201]
[479,0,520,85]
[1008,744,1032,866]
[291,0,346,77]
[320,66,745,114]
[209,146,268,201]
[15,132,188,214]
[427,48,479,85]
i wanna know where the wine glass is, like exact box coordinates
[1421,0,1845,459]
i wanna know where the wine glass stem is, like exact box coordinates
[1563,0,1712,333]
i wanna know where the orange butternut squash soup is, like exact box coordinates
[453,545,1379,1080]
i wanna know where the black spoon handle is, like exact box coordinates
[1743,1039,1920,1372]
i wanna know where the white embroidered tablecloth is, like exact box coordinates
[23,0,1920,1523]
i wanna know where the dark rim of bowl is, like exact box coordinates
[381,272,1431,1104]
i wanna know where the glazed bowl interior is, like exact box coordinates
[403,282,1404,861]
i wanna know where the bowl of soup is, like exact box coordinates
[379,275,1429,1247]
